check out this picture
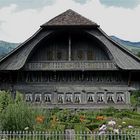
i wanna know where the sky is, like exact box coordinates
[0,0,140,43]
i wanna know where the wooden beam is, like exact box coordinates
[68,33,71,61]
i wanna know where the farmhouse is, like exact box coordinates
[0,10,140,109]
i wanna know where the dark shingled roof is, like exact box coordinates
[41,9,99,27]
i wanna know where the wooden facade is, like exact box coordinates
[0,10,140,109]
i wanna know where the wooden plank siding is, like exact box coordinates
[24,61,117,70]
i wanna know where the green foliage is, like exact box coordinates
[122,118,140,127]
[86,123,99,130]
[74,124,89,132]
[51,107,60,115]
[0,102,34,131]
[56,109,80,124]
[0,91,35,131]
[130,90,140,106]
[33,108,52,131]
[0,90,13,112]
[102,107,119,117]
[114,110,131,119]
[15,91,24,103]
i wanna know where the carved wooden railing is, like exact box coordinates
[24,61,118,70]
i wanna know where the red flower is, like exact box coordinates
[36,115,45,123]
[80,115,85,122]
[96,116,104,121]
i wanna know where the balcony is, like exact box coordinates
[24,61,118,71]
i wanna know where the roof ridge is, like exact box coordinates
[41,9,98,27]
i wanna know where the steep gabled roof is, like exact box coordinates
[41,9,99,27]
[0,9,140,71]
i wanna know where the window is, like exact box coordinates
[107,92,114,103]
[87,92,94,103]
[25,92,32,102]
[57,92,64,103]
[97,92,104,103]
[116,92,125,103]
[34,93,42,103]
[65,92,73,103]
[44,93,51,103]
[74,92,81,103]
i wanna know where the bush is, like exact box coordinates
[86,123,99,130]
[130,90,140,106]
[0,90,13,112]
[15,91,24,103]
[33,108,52,131]
[1,102,34,131]
[74,124,89,132]
[103,107,118,116]
[0,91,34,131]
[114,110,131,119]
[123,118,140,127]
[0,102,34,131]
